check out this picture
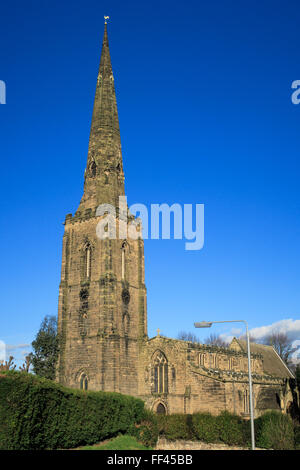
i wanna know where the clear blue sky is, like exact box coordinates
[1,0,300,364]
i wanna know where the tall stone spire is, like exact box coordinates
[77,22,125,213]
[56,22,147,395]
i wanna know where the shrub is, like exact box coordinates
[294,425,300,450]
[216,411,248,446]
[0,371,145,450]
[254,411,294,450]
[156,413,168,435]
[192,413,219,443]
[128,409,159,448]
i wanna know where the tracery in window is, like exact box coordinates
[153,351,168,394]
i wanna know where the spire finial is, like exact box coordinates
[104,16,109,24]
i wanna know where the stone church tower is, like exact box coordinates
[56,24,147,395]
[56,23,296,418]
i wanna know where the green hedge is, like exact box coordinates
[294,426,300,450]
[216,411,249,446]
[0,371,145,450]
[1,371,297,450]
[157,414,193,441]
[192,413,220,443]
[128,409,159,448]
[157,411,248,446]
[254,411,295,450]
[158,410,297,449]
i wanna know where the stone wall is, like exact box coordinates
[138,335,287,416]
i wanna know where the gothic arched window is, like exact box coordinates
[153,351,168,394]
[80,374,88,391]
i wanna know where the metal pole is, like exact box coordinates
[245,322,255,450]
[194,319,256,450]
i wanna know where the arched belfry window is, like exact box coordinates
[80,374,88,391]
[153,351,168,394]
[85,244,91,279]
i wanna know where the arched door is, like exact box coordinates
[156,403,166,415]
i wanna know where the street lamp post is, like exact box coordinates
[194,320,255,450]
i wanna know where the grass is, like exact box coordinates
[78,435,153,450]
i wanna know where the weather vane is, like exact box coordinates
[104,16,109,24]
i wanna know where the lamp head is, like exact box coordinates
[194,321,212,328]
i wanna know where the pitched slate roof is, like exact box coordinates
[230,338,294,379]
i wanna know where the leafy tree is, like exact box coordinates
[29,315,59,380]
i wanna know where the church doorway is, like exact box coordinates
[156,403,166,415]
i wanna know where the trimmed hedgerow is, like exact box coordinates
[157,413,194,441]
[157,410,299,449]
[0,371,145,450]
[192,412,220,443]
[215,411,248,446]
[158,411,250,448]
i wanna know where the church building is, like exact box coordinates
[56,24,297,417]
